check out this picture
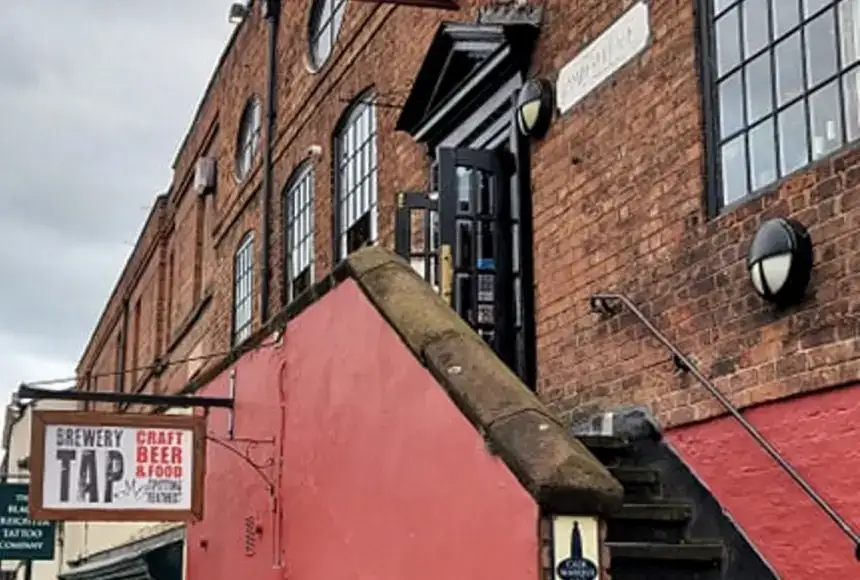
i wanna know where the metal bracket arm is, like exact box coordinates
[16,385,234,409]
[205,436,276,495]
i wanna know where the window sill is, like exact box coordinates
[713,140,854,221]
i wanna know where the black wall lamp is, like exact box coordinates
[516,78,554,140]
[747,218,813,307]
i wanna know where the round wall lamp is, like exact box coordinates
[516,78,554,140]
[747,217,813,307]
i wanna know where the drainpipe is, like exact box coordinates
[259,0,281,322]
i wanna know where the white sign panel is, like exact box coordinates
[556,1,651,115]
[551,515,601,580]
[42,423,194,511]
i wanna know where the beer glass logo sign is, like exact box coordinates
[556,522,598,580]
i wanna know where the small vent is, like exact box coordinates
[194,156,217,195]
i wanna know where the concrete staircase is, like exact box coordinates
[574,410,778,580]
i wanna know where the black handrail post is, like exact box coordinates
[590,292,860,561]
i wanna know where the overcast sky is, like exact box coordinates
[0,2,234,406]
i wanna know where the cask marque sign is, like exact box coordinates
[28,411,206,522]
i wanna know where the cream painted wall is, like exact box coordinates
[2,399,77,580]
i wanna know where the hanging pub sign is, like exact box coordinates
[28,411,206,522]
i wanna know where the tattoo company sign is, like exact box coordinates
[0,484,55,560]
[29,411,206,522]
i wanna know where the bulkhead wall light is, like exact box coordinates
[228,2,250,24]
[516,78,554,140]
[747,217,813,307]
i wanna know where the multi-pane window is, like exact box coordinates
[711,0,860,208]
[308,0,347,70]
[235,97,261,181]
[335,95,378,260]
[285,163,315,302]
[233,233,254,345]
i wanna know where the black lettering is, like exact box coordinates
[78,450,98,503]
[56,449,76,502]
[82,429,96,447]
[104,450,123,503]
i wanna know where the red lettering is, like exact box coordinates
[136,446,148,463]
[136,430,147,445]
[136,465,145,477]
[171,447,182,464]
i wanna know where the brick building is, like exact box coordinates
[73,0,860,577]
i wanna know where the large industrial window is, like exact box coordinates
[334,93,378,261]
[233,232,254,345]
[308,0,347,71]
[284,162,315,302]
[707,0,860,210]
[235,96,261,182]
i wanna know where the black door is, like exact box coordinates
[395,148,520,377]
[437,148,514,366]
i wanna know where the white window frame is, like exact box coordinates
[233,232,254,345]
[334,94,378,260]
[285,162,315,302]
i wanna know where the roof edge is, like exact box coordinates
[76,194,169,373]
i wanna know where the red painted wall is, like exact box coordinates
[187,280,539,580]
[666,385,860,577]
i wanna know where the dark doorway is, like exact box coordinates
[394,16,540,388]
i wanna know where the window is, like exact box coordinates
[284,162,315,302]
[708,0,860,210]
[308,0,347,71]
[235,97,261,181]
[334,94,378,260]
[233,233,255,345]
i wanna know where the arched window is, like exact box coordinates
[333,92,377,261]
[307,0,347,71]
[235,96,261,181]
[233,232,254,345]
[284,161,315,302]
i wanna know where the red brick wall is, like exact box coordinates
[528,0,860,429]
[666,384,860,577]
[77,0,860,436]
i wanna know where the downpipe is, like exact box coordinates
[260,0,280,322]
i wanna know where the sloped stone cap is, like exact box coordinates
[345,247,623,515]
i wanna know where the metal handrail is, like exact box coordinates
[590,292,860,561]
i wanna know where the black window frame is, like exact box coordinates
[232,231,255,346]
[332,90,379,262]
[307,0,348,72]
[700,0,860,216]
[235,96,262,182]
[284,160,316,303]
